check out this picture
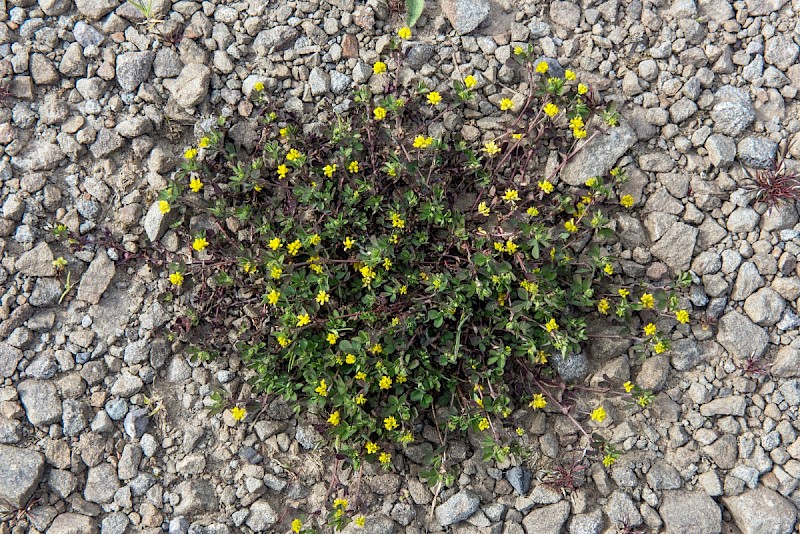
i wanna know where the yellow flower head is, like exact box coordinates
[618,288,630,298]
[169,272,184,286]
[287,239,302,256]
[590,406,607,423]
[384,416,398,431]
[676,310,690,324]
[535,61,549,74]
[483,140,501,156]
[189,176,203,192]
[577,83,589,95]
[565,70,577,81]
[620,195,635,208]
[315,379,328,396]
[355,394,366,405]
[477,201,490,216]
[198,137,210,148]
[269,237,282,250]
[640,293,654,309]
[355,371,367,380]
[527,206,539,216]
[184,148,197,160]
[297,314,311,327]
[277,164,289,179]
[192,237,209,251]
[623,381,635,393]
[529,393,547,410]
[654,341,667,354]
[291,519,303,533]
[564,219,578,233]
[573,128,587,139]
[604,263,614,275]
[464,75,477,88]
[343,236,355,251]
[253,81,265,91]
[267,289,280,306]
[316,290,330,305]
[397,26,411,39]
[286,148,303,161]
[499,98,514,111]
[354,516,366,527]
[503,189,520,202]
[399,285,407,295]
[328,410,340,426]
[602,454,616,468]
[366,441,379,454]
[644,323,657,336]
[427,91,442,106]
[373,61,387,74]
[348,160,360,173]
[309,234,321,246]
[270,266,282,279]
[538,180,554,194]
[478,418,490,431]
[379,452,391,464]
[158,201,170,214]
[379,375,392,390]
[231,406,247,422]
[543,103,559,117]
[544,318,559,332]
[373,106,387,121]
[323,163,337,177]
[413,135,434,149]
[598,298,610,314]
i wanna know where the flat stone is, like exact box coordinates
[435,490,480,526]
[700,396,747,417]
[84,463,120,504]
[738,136,778,169]
[48,513,99,534]
[116,51,154,92]
[15,242,56,277]
[10,140,65,172]
[441,0,490,34]
[723,485,797,534]
[560,119,637,186]
[743,287,785,326]
[659,489,721,534]
[0,342,24,378]
[90,128,124,159]
[522,500,570,534]
[650,221,698,271]
[173,479,218,515]
[76,250,115,304]
[170,64,211,108]
[731,262,764,301]
[75,0,119,19]
[705,134,736,167]
[18,379,62,427]
[0,444,45,507]
[245,500,278,532]
[772,346,800,378]
[711,101,755,137]
[726,207,760,232]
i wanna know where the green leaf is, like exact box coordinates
[406,0,424,27]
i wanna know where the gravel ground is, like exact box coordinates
[2,0,800,532]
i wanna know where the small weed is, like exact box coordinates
[743,139,800,207]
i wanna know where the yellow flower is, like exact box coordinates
[379,375,392,389]
[379,452,391,464]
[571,117,585,131]
[189,176,203,192]
[390,212,405,229]
[323,163,337,177]
[348,160,359,173]
[277,334,291,348]
[169,272,184,286]
[355,394,366,405]
[291,519,302,533]
[327,332,338,345]
[640,293,654,309]
[577,83,589,95]
[270,267,282,279]
[384,416,398,431]
[354,516,366,527]
[366,441,379,454]
[535,61,549,74]
[427,91,442,106]
[184,148,197,160]
[538,180,554,194]
[231,406,247,421]
[654,341,667,354]
[277,164,289,179]
[623,381,635,393]
[505,240,518,254]
[543,103,559,117]
[478,418,490,431]
[413,135,433,149]
[565,69,576,81]
[279,127,289,137]
[269,237,282,250]
[399,285,407,295]
[315,379,328,396]
[355,371,367,380]
[287,239,302,256]
[602,454,616,468]
[198,137,210,148]
[573,128,587,139]
[158,201,170,214]
[370,343,383,354]
[544,318,559,332]
[620,195,635,208]
[192,237,208,251]
[309,234,321,246]
[529,393,547,410]
[464,75,477,88]
[527,206,539,216]
[676,310,690,324]
[328,410,341,426]
[343,236,355,250]
[644,323,657,336]
[477,201,490,216]
[494,241,505,253]
[286,148,302,161]
[373,61,387,74]
[297,314,311,327]
[397,26,411,39]
[564,219,578,233]
[503,189,519,202]
[499,98,514,111]
[373,106,387,121]
[483,140,501,155]
[618,288,630,298]
[516,427,525,436]
[598,298,610,314]
[590,406,607,423]
[345,354,356,364]
[253,81,265,91]
[383,257,392,270]
[267,289,280,306]
[604,263,613,275]
[316,290,330,305]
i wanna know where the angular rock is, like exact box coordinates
[726,207,759,232]
[650,221,698,271]
[30,53,60,85]
[116,51,154,92]
[738,137,778,169]
[18,379,62,427]
[90,128,124,159]
[245,500,277,532]
[561,119,637,185]
[73,20,104,47]
[15,242,56,277]
[0,342,24,378]
[764,35,799,71]
[76,250,115,304]
[711,101,755,137]
[743,287,785,326]
[435,490,480,526]
[170,64,211,108]
[700,396,747,417]
[772,346,800,378]
[723,485,797,534]
[522,500,570,534]
[84,463,120,503]
[29,278,63,307]
[705,134,736,167]
[659,489,721,534]
[173,479,218,515]
[441,0,490,34]
[731,262,764,301]
[10,141,65,172]
[0,444,45,507]
[506,466,532,496]
[48,513,98,534]
[75,0,119,19]
[253,26,299,54]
